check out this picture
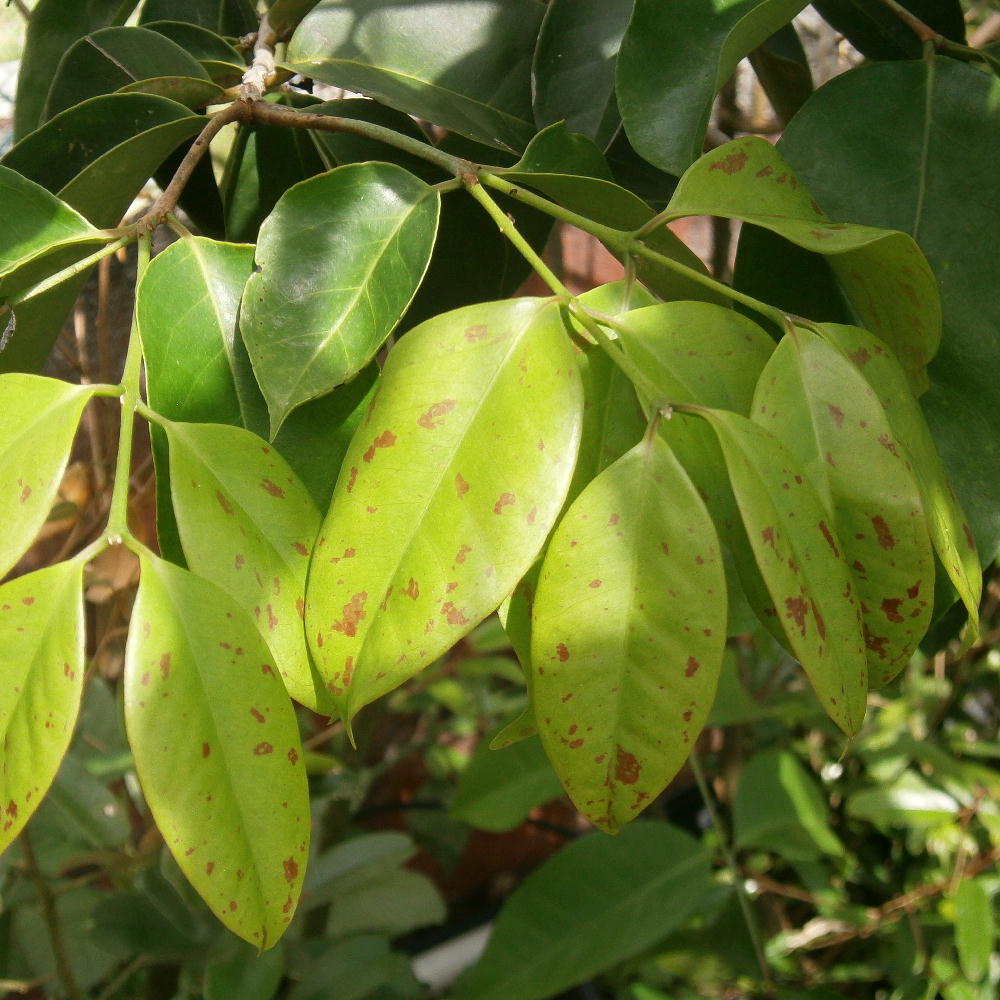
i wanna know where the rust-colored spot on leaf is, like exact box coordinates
[254,742,274,755]
[441,601,468,625]
[295,597,305,620]
[455,544,471,564]
[288,748,299,765]
[785,596,808,635]
[660,542,670,556]
[762,526,776,549]
[881,598,904,623]
[159,653,171,680]
[588,579,602,589]
[685,656,700,677]
[614,746,640,784]
[215,490,233,515]
[417,399,456,429]
[711,151,748,174]
[202,743,211,758]
[283,857,299,883]
[907,581,921,599]
[342,656,354,687]
[827,404,845,427]
[19,483,31,502]
[293,541,309,557]
[465,324,488,341]
[261,477,285,498]
[963,522,975,550]
[332,591,368,636]
[206,862,215,875]
[872,515,896,550]
[756,165,774,178]
[568,739,584,749]
[363,430,397,463]
[455,473,469,497]
[819,520,840,558]
[404,578,419,600]
[250,707,266,723]
[555,643,570,662]
[493,492,515,514]
[346,466,358,492]
[608,513,620,526]
[864,625,889,659]
[229,901,237,911]
[266,604,278,632]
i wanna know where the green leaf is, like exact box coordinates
[284,0,544,152]
[454,822,711,1000]
[451,736,564,832]
[0,560,85,854]
[816,323,982,635]
[747,21,813,127]
[124,552,309,949]
[163,420,326,712]
[617,0,806,175]
[44,26,212,121]
[287,935,424,1000]
[142,20,244,64]
[753,328,934,685]
[616,301,776,412]
[532,0,633,148]
[696,409,868,734]
[306,298,582,723]
[12,0,134,140]
[205,943,285,1000]
[139,0,257,35]
[954,878,994,984]
[0,164,110,302]
[532,436,727,831]
[775,57,1000,561]
[2,93,205,228]
[117,75,225,108]
[846,770,958,828]
[240,162,440,436]
[0,375,96,578]
[665,137,941,393]
[733,749,844,861]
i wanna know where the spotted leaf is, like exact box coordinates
[0,559,85,854]
[753,327,934,684]
[531,435,727,832]
[0,374,96,578]
[306,298,583,723]
[124,553,309,949]
[698,409,868,734]
[163,420,326,712]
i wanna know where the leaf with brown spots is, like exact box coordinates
[816,323,982,638]
[124,553,308,949]
[0,374,96,578]
[697,408,868,734]
[163,420,328,713]
[664,137,940,394]
[532,436,726,832]
[306,298,582,723]
[753,328,934,685]
[0,559,85,854]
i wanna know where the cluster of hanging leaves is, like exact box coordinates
[1,0,993,949]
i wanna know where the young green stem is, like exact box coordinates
[106,231,151,545]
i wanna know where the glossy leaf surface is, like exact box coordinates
[0,375,96,578]
[666,137,941,393]
[285,0,544,151]
[124,553,309,949]
[700,409,868,733]
[617,0,806,175]
[116,75,225,108]
[142,20,244,64]
[776,57,1000,561]
[164,421,325,712]
[240,162,440,435]
[0,560,85,853]
[754,329,933,684]
[44,26,212,120]
[817,323,981,630]
[456,823,711,1000]
[532,436,726,831]
[307,298,582,722]
[138,0,256,35]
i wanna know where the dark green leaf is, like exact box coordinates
[455,823,711,1000]
[155,137,227,239]
[142,20,244,64]
[44,26,212,121]
[139,0,257,36]
[306,298,582,723]
[0,374,96,577]
[451,736,564,832]
[665,137,941,394]
[287,936,424,1000]
[532,0,633,148]
[748,21,813,127]
[617,0,806,175]
[532,436,727,831]
[240,162,440,436]
[125,552,309,949]
[776,57,1000,561]
[117,75,225,109]
[205,943,285,1000]
[0,560,85,854]
[284,0,545,152]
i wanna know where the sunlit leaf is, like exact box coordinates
[954,878,994,984]
[116,75,225,108]
[124,553,309,949]
[532,435,726,831]
[306,298,582,723]
[753,328,934,684]
[664,137,941,393]
[0,560,85,854]
[696,409,868,734]
[0,374,96,578]
[163,420,325,711]
[240,162,440,436]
